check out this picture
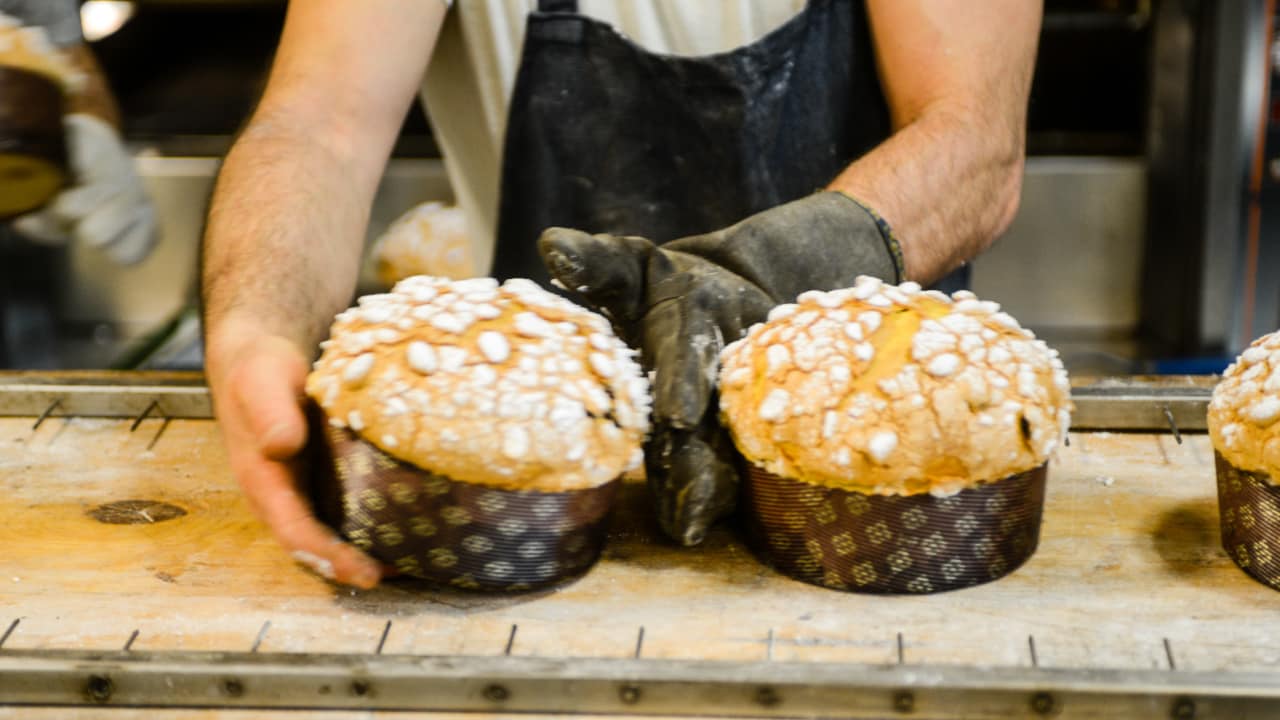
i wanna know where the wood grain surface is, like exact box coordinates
[0,411,1276,715]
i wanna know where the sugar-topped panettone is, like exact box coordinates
[718,276,1072,496]
[1209,330,1280,480]
[306,276,650,492]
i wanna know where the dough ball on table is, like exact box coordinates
[371,202,475,286]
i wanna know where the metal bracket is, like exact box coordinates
[0,649,1270,718]
[1069,382,1211,432]
[0,373,210,420]
[0,374,1216,434]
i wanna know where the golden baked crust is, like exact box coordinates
[306,277,650,492]
[1208,331,1280,479]
[718,277,1071,496]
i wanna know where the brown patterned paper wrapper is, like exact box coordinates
[317,424,619,592]
[743,464,1047,594]
[1215,452,1280,592]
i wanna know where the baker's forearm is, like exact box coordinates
[828,103,1023,284]
[200,0,444,365]
[201,120,374,358]
[838,0,1040,286]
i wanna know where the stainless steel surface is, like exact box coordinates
[1245,0,1280,350]
[0,649,1271,718]
[0,375,1216,431]
[0,375,210,419]
[970,156,1146,332]
[1137,0,1279,358]
[31,156,1163,372]
[1202,0,1269,353]
[42,155,451,369]
[1138,0,1208,358]
[59,157,208,338]
[97,154,1154,373]
[1070,383,1211,432]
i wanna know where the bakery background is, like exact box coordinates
[0,0,1274,373]
[5,3,1280,718]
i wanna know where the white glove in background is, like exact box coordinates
[13,113,157,265]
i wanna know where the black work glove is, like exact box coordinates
[538,191,906,545]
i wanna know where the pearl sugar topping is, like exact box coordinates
[718,275,1072,492]
[308,276,651,490]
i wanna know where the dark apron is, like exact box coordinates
[491,0,968,290]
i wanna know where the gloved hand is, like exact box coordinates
[13,113,157,265]
[538,191,906,545]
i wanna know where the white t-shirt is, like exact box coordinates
[420,0,806,274]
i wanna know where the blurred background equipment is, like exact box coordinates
[0,0,446,370]
[0,16,78,369]
[1,0,1278,374]
[0,16,81,218]
[972,0,1278,375]
[0,66,66,218]
[78,0,136,43]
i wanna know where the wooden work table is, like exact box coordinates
[0,374,1275,718]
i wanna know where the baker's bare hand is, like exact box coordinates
[206,324,382,588]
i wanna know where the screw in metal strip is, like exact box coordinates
[85,674,115,703]
[146,417,173,451]
[1163,405,1183,445]
[251,621,271,653]
[375,620,392,655]
[504,624,518,656]
[618,684,642,705]
[222,678,245,698]
[0,618,19,648]
[1030,691,1056,715]
[755,687,781,707]
[1171,696,1196,719]
[130,400,161,432]
[32,399,61,431]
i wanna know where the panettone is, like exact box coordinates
[1208,330,1280,591]
[307,276,650,491]
[718,277,1069,594]
[305,276,651,591]
[1208,331,1280,479]
[718,276,1072,497]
